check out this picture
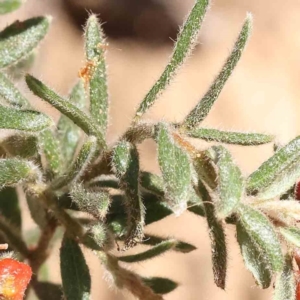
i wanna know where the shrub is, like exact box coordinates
[0,0,299,299]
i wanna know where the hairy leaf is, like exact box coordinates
[25,74,106,146]
[156,123,192,215]
[183,14,252,128]
[213,146,243,218]
[0,158,40,188]
[135,0,209,118]
[60,236,91,300]
[236,220,272,288]
[118,240,177,263]
[70,184,110,220]
[247,136,300,194]
[197,181,227,289]
[52,136,97,189]
[142,277,178,295]
[273,255,296,300]
[0,105,53,132]
[0,71,29,107]
[57,80,86,168]
[237,204,283,272]
[85,15,108,133]
[256,158,300,200]
[140,171,164,197]
[112,141,144,249]
[280,226,300,247]
[39,129,61,176]
[0,17,50,68]
[186,127,274,145]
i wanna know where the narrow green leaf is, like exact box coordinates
[89,176,119,189]
[197,181,227,289]
[134,0,209,118]
[237,204,283,272]
[0,105,53,132]
[143,234,196,253]
[34,281,63,300]
[60,236,91,300]
[0,71,29,107]
[57,80,86,168]
[1,134,38,158]
[70,184,110,220]
[236,220,272,288]
[25,74,106,146]
[183,14,252,128]
[118,240,177,263]
[0,187,21,229]
[213,146,243,218]
[112,141,144,249]
[273,255,296,300]
[85,15,108,133]
[140,171,164,197]
[39,129,62,177]
[156,123,192,215]
[6,51,36,80]
[256,159,300,200]
[247,136,300,194]
[0,158,41,188]
[0,17,50,68]
[280,226,300,247]
[52,136,97,189]
[142,277,178,295]
[186,127,274,145]
[82,223,108,250]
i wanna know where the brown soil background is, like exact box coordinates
[2,0,300,299]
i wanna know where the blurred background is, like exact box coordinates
[2,0,300,299]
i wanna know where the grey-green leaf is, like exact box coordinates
[156,123,192,214]
[236,220,272,288]
[0,105,53,132]
[51,136,97,190]
[25,74,106,146]
[70,184,110,220]
[183,14,252,128]
[0,0,22,14]
[57,80,86,168]
[280,226,300,247]
[0,72,29,108]
[0,17,50,68]
[197,181,227,289]
[237,204,283,272]
[112,141,144,249]
[186,127,274,145]
[39,129,62,177]
[213,146,243,219]
[134,0,209,119]
[0,158,40,188]
[85,15,108,133]
[256,158,300,200]
[118,240,177,263]
[140,171,164,197]
[60,236,91,300]
[273,255,296,300]
[142,277,178,295]
[247,136,300,194]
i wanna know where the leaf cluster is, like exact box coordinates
[0,1,299,299]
